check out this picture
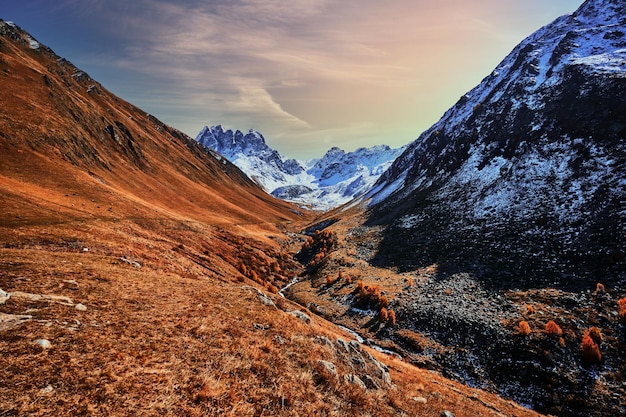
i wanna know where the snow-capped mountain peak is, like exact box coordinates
[195,125,404,210]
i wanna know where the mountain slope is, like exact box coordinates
[0,19,546,417]
[367,0,625,290]
[196,125,404,210]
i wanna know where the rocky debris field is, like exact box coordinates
[287,213,626,417]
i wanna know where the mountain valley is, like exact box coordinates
[0,18,548,417]
[1,0,625,416]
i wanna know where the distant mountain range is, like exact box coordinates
[195,125,404,210]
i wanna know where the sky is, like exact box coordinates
[4,0,584,159]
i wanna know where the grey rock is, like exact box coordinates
[441,411,455,417]
[289,310,311,324]
[344,374,367,390]
[362,375,380,390]
[34,339,51,349]
[318,360,338,378]
[0,289,9,305]
[335,338,350,353]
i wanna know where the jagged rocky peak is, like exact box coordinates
[367,0,625,290]
[197,125,271,157]
[194,124,404,210]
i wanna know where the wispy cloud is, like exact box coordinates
[20,0,583,158]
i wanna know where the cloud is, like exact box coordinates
[31,0,583,158]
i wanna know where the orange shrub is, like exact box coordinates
[581,334,602,364]
[345,275,352,284]
[387,309,397,326]
[618,297,626,324]
[545,320,563,336]
[595,282,605,294]
[379,307,388,323]
[585,327,603,346]
[353,283,389,310]
[525,304,534,314]
[326,275,336,286]
[406,277,414,287]
[518,321,531,336]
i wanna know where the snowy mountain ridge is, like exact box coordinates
[365,0,625,289]
[195,125,404,210]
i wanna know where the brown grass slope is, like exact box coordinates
[0,20,545,416]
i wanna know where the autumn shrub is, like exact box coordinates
[353,283,389,310]
[585,327,603,346]
[595,282,605,294]
[618,297,626,324]
[581,334,602,364]
[297,229,336,267]
[326,275,336,286]
[379,307,388,323]
[525,304,534,315]
[387,310,397,326]
[518,321,531,336]
[406,277,413,287]
[545,320,563,336]
[238,262,248,276]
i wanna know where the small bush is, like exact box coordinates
[353,283,389,310]
[406,277,413,287]
[379,307,388,323]
[518,321,531,336]
[595,282,605,294]
[581,334,602,364]
[585,327,603,346]
[618,297,626,324]
[525,304,534,315]
[545,320,563,336]
[387,310,397,326]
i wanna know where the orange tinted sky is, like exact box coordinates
[5,0,584,158]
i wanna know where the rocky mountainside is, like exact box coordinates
[366,0,625,291]
[196,125,403,210]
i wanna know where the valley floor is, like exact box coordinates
[286,208,626,417]
[0,215,546,417]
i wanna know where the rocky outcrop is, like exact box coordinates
[313,336,393,391]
